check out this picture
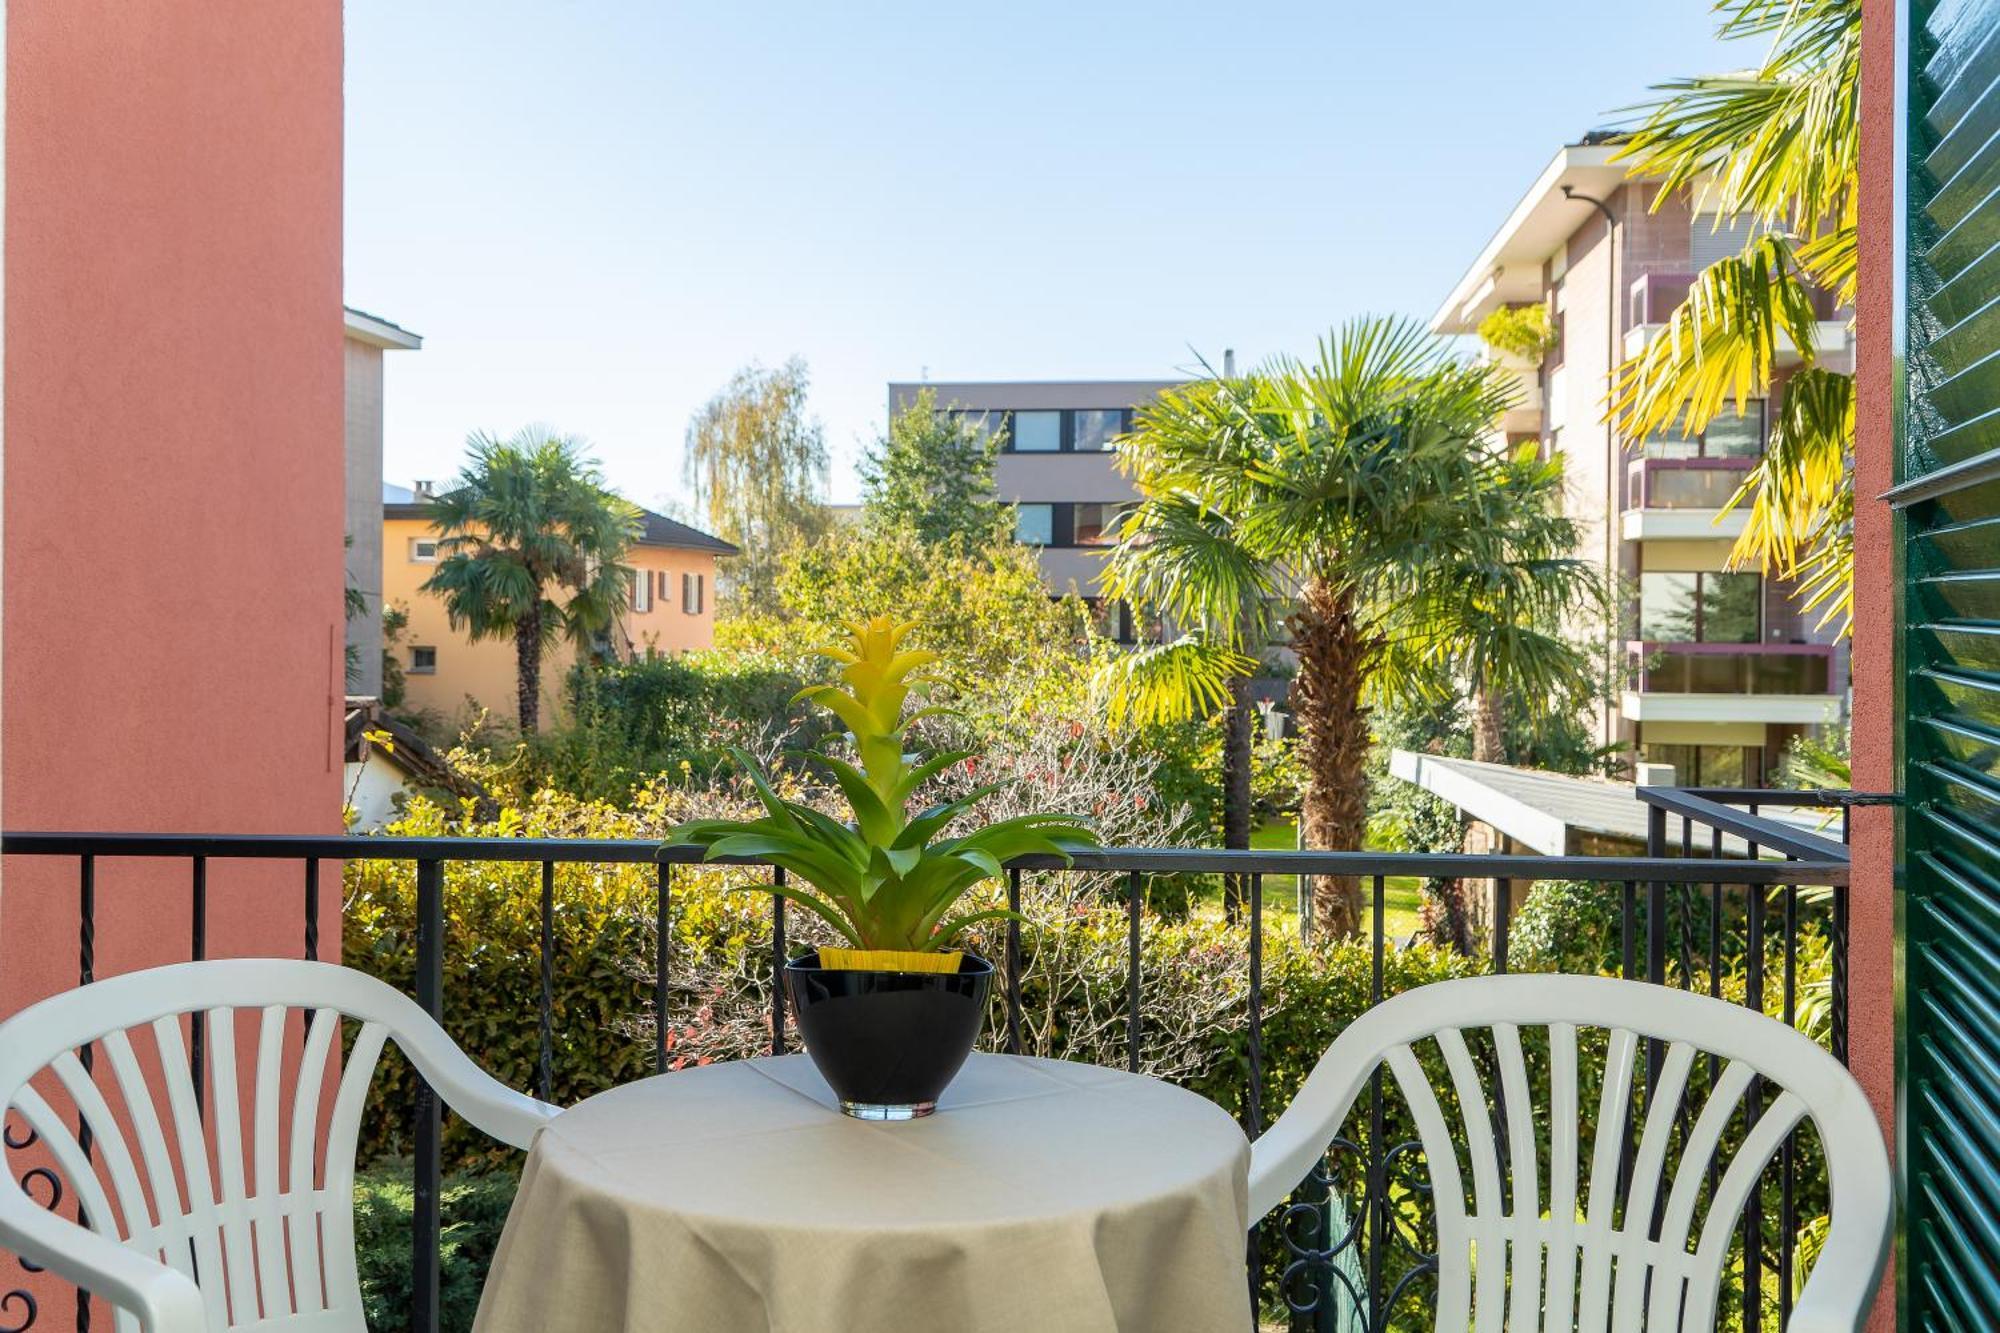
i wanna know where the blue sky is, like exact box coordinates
[346,1,1751,510]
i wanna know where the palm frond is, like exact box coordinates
[1611,236,1831,441]
[1093,637,1257,731]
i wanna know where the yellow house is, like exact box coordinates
[381,489,738,729]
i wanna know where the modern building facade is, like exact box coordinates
[344,307,424,699]
[1432,140,1852,786]
[886,379,1183,638]
[381,493,736,729]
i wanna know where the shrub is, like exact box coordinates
[529,650,826,801]
[1476,301,1557,362]
[353,1161,519,1333]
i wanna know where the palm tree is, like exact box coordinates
[422,428,641,734]
[1610,0,1858,632]
[1399,449,1610,951]
[1095,377,1266,917]
[1406,449,1609,767]
[1103,318,1560,936]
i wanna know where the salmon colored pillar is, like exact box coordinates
[1,2,345,1323]
[1851,0,1899,1327]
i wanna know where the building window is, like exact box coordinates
[1073,409,1126,453]
[1013,503,1054,546]
[410,538,440,563]
[632,570,652,613]
[682,571,705,615]
[1638,571,1762,643]
[410,645,437,674]
[1641,742,1763,787]
[947,409,1004,443]
[1010,411,1062,452]
[1088,598,1136,644]
[1641,400,1765,459]
[1072,502,1128,546]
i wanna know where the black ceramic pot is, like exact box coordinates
[783,950,994,1120]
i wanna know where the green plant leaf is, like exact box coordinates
[722,881,862,946]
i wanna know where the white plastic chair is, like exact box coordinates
[0,960,559,1332]
[1249,974,1892,1333]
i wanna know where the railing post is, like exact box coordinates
[655,861,671,1074]
[1005,868,1023,1057]
[1644,804,1668,1112]
[771,869,788,1057]
[411,857,444,1333]
[1125,871,1142,1074]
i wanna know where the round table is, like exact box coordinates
[472,1052,1253,1332]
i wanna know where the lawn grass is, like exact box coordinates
[1187,820,1425,941]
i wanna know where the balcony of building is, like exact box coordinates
[1623,272,1848,366]
[1622,456,1755,540]
[1622,641,1843,725]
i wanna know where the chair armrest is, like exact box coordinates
[394,1024,561,1150]
[0,1189,206,1333]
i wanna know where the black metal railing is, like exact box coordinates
[1,801,1853,1333]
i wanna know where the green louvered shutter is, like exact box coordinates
[1898,0,2000,1324]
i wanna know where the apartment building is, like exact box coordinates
[1432,138,1851,786]
[382,489,737,728]
[345,307,424,698]
[886,379,1183,639]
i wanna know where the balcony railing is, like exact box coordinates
[1,800,1855,1333]
[1626,456,1757,511]
[1629,272,1842,328]
[1629,641,1836,695]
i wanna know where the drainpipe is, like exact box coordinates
[1563,185,1622,760]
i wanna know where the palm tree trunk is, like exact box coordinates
[1290,578,1372,937]
[515,606,543,734]
[1471,683,1505,765]
[1426,679,1507,955]
[1221,674,1254,921]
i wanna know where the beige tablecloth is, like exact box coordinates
[473,1052,1252,1332]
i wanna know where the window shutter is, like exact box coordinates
[1894,8,2000,1325]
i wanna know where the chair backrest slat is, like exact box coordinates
[285,1006,343,1317]
[1435,1029,1507,1332]
[47,1051,150,1247]
[1543,1021,1581,1333]
[1576,1026,1638,1333]
[1611,1041,1696,1333]
[248,1004,292,1321]
[147,1015,232,1332]
[99,1029,192,1275]
[1246,974,1893,1333]
[1385,1044,1473,1330]
[1649,1060,1756,1330]
[204,1002,260,1325]
[1686,1090,1810,1329]
[1492,1023,1543,1332]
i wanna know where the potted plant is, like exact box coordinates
[666,616,1100,1119]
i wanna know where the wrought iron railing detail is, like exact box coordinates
[0,798,1851,1332]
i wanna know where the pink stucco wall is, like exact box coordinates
[1851,0,1897,1326]
[3,0,346,990]
[3,2,345,1315]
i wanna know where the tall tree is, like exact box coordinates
[684,357,831,612]
[860,388,1009,545]
[1095,376,1265,918]
[1105,319,1582,937]
[1611,0,1859,633]
[423,428,640,734]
